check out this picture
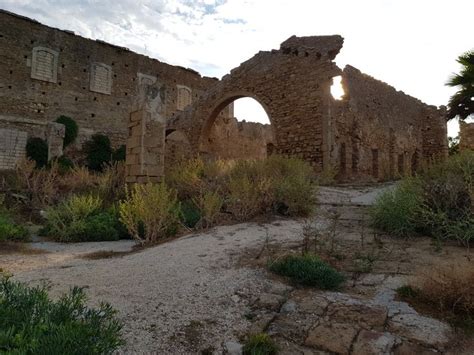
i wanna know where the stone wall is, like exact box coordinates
[206,116,274,160]
[170,35,344,172]
[459,121,474,151]
[331,66,447,181]
[0,10,224,151]
[0,128,27,170]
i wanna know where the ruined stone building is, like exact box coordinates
[459,121,474,152]
[0,9,448,182]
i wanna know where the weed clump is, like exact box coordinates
[243,333,278,355]
[269,253,345,290]
[119,183,180,245]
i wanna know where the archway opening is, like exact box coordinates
[202,96,274,160]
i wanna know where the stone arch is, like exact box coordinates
[199,91,273,155]
[168,35,344,171]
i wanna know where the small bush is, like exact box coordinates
[179,200,201,228]
[0,215,29,242]
[0,276,124,354]
[112,145,126,162]
[166,158,205,199]
[266,156,316,216]
[370,178,422,237]
[269,254,345,290]
[26,137,48,168]
[44,194,121,242]
[55,115,78,147]
[119,183,180,245]
[84,134,113,172]
[226,166,270,220]
[54,155,75,173]
[193,190,223,228]
[243,333,278,355]
[371,152,473,247]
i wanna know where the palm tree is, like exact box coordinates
[446,50,474,121]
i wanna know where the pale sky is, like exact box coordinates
[1,0,473,136]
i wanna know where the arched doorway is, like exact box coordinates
[200,94,275,160]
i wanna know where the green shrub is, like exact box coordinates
[226,166,270,220]
[55,115,78,147]
[371,152,473,247]
[112,145,126,162]
[166,158,205,199]
[84,134,113,172]
[119,183,180,245]
[266,156,316,216]
[243,333,278,355]
[0,215,29,242]
[370,178,423,237]
[180,200,201,228]
[269,254,345,290]
[167,156,317,223]
[0,276,124,354]
[193,190,223,228]
[44,195,121,242]
[51,155,75,174]
[26,137,48,168]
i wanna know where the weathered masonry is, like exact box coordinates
[170,36,448,181]
[459,121,474,152]
[0,10,253,170]
[0,10,447,182]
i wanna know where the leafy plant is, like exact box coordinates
[44,194,121,242]
[84,134,113,172]
[26,137,48,168]
[243,333,278,355]
[55,115,78,147]
[193,190,223,228]
[370,178,423,237]
[179,200,201,228]
[112,145,126,162]
[119,183,180,245]
[0,276,124,354]
[0,214,29,242]
[446,50,474,121]
[269,253,345,290]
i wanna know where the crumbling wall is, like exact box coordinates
[459,121,474,151]
[170,35,344,172]
[331,66,447,181]
[0,10,221,151]
[206,116,274,160]
[0,128,27,170]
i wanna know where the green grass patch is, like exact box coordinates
[268,254,345,290]
[243,333,278,355]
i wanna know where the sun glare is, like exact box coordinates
[331,76,345,100]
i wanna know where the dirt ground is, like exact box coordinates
[1,184,473,354]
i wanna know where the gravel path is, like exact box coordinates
[9,221,304,353]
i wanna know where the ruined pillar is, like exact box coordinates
[46,121,65,161]
[125,80,166,184]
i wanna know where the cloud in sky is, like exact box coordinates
[1,0,473,135]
